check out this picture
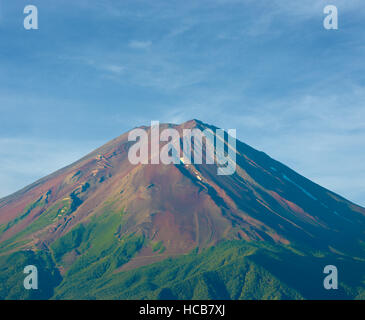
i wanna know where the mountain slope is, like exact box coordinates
[0,119,364,300]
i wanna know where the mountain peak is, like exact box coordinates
[1,120,365,300]
[178,118,207,129]
[0,120,365,270]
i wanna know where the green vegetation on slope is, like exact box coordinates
[0,250,61,300]
[50,208,145,295]
[0,203,364,300]
[54,241,302,300]
[1,238,364,300]
[50,240,365,300]
[0,196,45,237]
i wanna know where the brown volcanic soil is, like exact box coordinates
[1,119,365,267]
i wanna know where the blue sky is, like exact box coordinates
[0,0,364,206]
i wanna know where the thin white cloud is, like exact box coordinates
[128,40,152,49]
[102,64,125,74]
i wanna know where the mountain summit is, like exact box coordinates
[0,120,364,300]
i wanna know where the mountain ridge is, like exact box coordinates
[0,119,364,299]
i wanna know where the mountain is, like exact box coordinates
[0,119,364,300]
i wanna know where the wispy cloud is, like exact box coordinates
[128,40,152,49]
[102,64,125,74]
